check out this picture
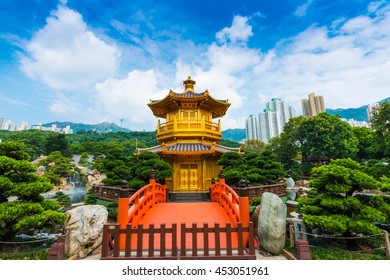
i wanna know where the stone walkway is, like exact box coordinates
[81,250,289,260]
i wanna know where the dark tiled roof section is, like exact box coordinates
[173,91,205,97]
[167,143,211,152]
[215,145,240,153]
[138,145,163,153]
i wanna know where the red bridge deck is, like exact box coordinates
[136,202,239,249]
[141,202,235,227]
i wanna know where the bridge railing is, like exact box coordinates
[233,182,287,202]
[117,170,166,249]
[101,222,256,260]
[210,171,250,245]
[91,184,138,202]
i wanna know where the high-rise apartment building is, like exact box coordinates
[245,114,259,140]
[246,98,297,143]
[301,93,325,117]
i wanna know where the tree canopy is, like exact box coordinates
[370,101,390,157]
[217,150,285,186]
[0,141,66,241]
[298,158,390,237]
[94,147,173,188]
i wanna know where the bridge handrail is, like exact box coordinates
[117,173,166,249]
[211,181,240,226]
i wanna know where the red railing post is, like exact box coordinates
[117,187,130,249]
[238,179,250,246]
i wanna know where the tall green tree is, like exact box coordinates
[370,101,390,157]
[44,133,71,157]
[298,158,390,237]
[352,126,380,160]
[0,142,66,241]
[300,113,358,163]
[240,139,266,155]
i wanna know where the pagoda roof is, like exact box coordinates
[148,76,230,119]
[136,142,241,155]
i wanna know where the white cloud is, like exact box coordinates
[216,15,253,44]
[294,0,314,17]
[23,2,390,131]
[20,6,120,90]
[252,3,390,113]
[49,98,78,116]
[95,69,165,130]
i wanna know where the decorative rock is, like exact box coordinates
[258,192,287,255]
[65,205,108,258]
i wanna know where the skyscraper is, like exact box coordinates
[245,114,259,140]
[301,93,325,117]
[246,98,297,143]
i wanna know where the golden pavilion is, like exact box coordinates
[137,76,240,192]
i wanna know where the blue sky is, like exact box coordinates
[0,0,389,130]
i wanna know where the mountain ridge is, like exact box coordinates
[326,97,389,122]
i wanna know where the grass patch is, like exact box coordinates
[285,234,387,260]
[0,239,56,260]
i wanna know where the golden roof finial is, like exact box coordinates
[183,76,196,90]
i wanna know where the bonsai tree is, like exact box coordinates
[298,158,390,237]
[0,141,67,241]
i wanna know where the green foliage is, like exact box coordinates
[0,141,66,241]
[44,133,71,157]
[40,151,75,178]
[352,126,381,159]
[267,116,306,168]
[300,113,359,162]
[95,147,173,188]
[380,176,390,192]
[78,152,92,168]
[0,130,48,160]
[370,101,390,157]
[299,159,389,236]
[84,189,99,205]
[361,159,390,180]
[217,150,285,186]
[54,191,71,210]
[240,139,266,154]
[219,139,241,148]
[250,197,261,206]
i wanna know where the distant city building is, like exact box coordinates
[246,98,297,143]
[342,118,369,128]
[0,116,73,134]
[245,114,259,140]
[301,93,325,117]
[367,103,379,124]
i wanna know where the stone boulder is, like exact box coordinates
[65,205,108,258]
[258,192,287,255]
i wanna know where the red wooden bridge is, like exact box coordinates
[101,174,257,260]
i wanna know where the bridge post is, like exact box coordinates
[117,185,130,250]
[218,169,225,184]
[238,179,250,246]
[210,177,215,201]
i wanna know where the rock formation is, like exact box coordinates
[64,205,108,258]
[258,192,287,255]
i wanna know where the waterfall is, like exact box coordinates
[63,171,87,203]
